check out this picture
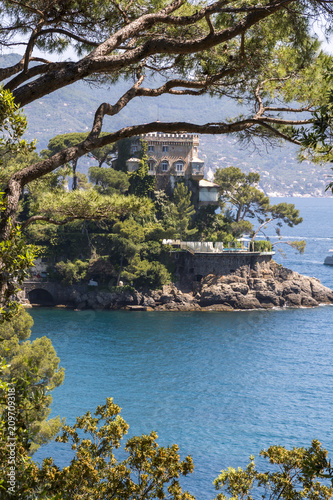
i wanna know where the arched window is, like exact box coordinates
[161,160,169,172]
[175,161,184,172]
[148,160,155,172]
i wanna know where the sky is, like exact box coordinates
[313,19,333,54]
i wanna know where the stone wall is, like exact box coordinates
[22,281,89,306]
[172,251,274,286]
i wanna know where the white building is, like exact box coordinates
[198,179,220,205]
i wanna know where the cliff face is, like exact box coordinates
[193,262,333,310]
[50,261,333,311]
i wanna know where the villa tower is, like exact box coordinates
[126,133,219,205]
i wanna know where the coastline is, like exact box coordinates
[22,262,333,312]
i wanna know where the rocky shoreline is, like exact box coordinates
[61,262,333,312]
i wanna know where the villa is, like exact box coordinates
[126,132,219,206]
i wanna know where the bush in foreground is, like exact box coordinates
[1,389,333,500]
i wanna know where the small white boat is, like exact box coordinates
[324,249,333,265]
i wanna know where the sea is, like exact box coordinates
[30,197,333,499]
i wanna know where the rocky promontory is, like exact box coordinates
[65,262,333,312]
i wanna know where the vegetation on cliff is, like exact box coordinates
[1,0,332,308]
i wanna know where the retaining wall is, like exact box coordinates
[21,281,89,306]
[172,251,274,284]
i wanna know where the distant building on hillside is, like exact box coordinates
[126,132,219,206]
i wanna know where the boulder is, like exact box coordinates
[234,293,261,309]
[229,282,249,295]
[141,296,156,307]
[222,275,247,284]
[282,283,301,296]
[284,293,302,307]
[278,296,286,307]
[96,294,108,306]
[199,284,234,306]
[310,279,333,303]
[255,290,280,307]
[150,290,162,301]
[298,278,312,296]
[251,279,268,292]
[201,274,219,287]
[301,296,319,307]
[156,301,179,310]
[76,301,87,310]
[273,265,295,281]
[265,279,277,292]
[133,292,143,305]
[160,294,174,304]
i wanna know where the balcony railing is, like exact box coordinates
[191,165,204,176]
[162,239,275,255]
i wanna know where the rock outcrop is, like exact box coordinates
[64,262,333,312]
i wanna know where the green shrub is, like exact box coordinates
[132,260,171,289]
[54,259,89,285]
[87,256,115,284]
[253,240,272,252]
[140,241,162,261]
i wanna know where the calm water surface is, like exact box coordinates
[30,197,333,498]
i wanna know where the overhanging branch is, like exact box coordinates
[10,0,295,106]
[21,216,77,230]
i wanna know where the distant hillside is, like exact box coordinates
[200,135,331,197]
[2,53,331,197]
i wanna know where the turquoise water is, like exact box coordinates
[261,197,333,290]
[30,197,333,498]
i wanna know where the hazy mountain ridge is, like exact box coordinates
[200,135,331,197]
[2,54,331,197]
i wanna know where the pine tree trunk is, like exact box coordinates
[72,159,78,190]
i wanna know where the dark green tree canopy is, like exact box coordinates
[41,132,91,190]
[214,166,303,240]
[1,0,333,249]
[89,166,130,195]
[290,74,333,192]
[42,132,117,169]
[128,141,155,197]
[215,166,270,223]
[169,182,197,240]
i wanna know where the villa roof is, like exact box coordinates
[199,179,219,188]
[191,156,204,163]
